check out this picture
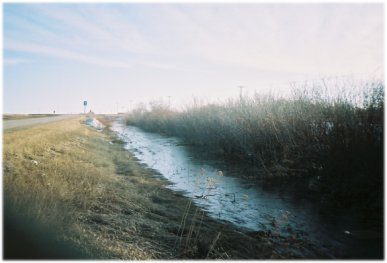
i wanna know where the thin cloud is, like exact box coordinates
[3,4,383,75]
[5,40,132,69]
[30,5,156,54]
[3,58,31,65]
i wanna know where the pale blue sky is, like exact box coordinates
[3,3,384,113]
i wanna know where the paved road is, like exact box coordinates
[3,115,79,130]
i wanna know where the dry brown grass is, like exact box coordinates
[3,116,163,258]
[3,115,324,259]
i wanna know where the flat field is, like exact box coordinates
[3,114,59,120]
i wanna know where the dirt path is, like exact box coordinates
[3,115,78,130]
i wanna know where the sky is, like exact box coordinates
[3,3,384,114]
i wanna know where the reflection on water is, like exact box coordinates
[111,119,382,258]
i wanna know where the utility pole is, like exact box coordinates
[238,86,244,101]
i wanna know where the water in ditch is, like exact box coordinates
[110,118,382,259]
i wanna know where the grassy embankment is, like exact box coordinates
[3,114,59,120]
[125,80,383,215]
[3,115,322,259]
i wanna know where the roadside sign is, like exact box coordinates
[83,100,88,114]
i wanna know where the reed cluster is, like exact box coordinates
[125,79,383,211]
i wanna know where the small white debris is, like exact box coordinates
[344,230,351,235]
[31,160,38,165]
[84,118,105,131]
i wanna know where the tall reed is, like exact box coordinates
[125,79,383,211]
